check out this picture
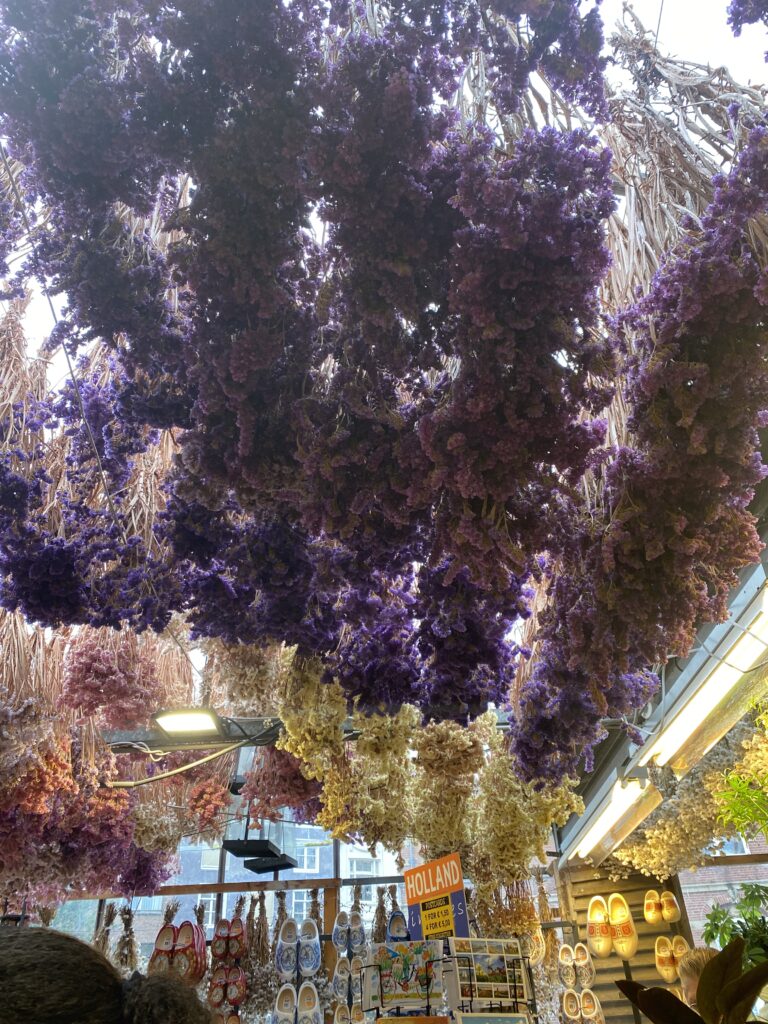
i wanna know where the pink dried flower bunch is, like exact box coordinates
[59,628,160,727]
[187,778,231,836]
[240,746,322,825]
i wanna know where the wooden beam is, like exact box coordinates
[699,852,768,867]
[76,877,342,900]
[323,884,339,975]
[154,877,342,896]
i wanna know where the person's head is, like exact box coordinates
[678,946,718,1008]
[0,926,213,1024]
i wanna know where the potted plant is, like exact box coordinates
[703,884,768,968]
[616,937,768,1024]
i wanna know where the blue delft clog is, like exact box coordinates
[275,917,299,982]
[299,918,321,978]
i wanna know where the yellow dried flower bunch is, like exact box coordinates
[410,714,493,861]
[313,705,420,851]
[475,879,539,937]
[470,727,582,897]
[314,753,368,842]
[347,704,419,854]
[275,657,347,779]
[353,703,419,760]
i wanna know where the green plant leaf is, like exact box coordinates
[718,958,768,1024]
[698,938,745,1024]
[636,987,704,1024]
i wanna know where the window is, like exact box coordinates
[291,890,312,922]
[200,847,220,871]
[298,843,320,873]
[136,895,163,913]
[717,836,750,856]
[196,892,217,929]
[50,901,99,942]
[349,856,377,903]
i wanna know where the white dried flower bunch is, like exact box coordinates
[469,727,583,901]
[276,658,347,779]
[613,716,756,880]
[215,640,292,715]
[410,713,494,861]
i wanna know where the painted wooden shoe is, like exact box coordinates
[211,918,231,961]
[208,966,229,1009]
[581,988,605,1024]
[563,988,582,1023]
[350,1006,365,1024]
[349,910,366,954]
[655,936,678,983]
[644,889,663,925]
[334,1008,351,1024]
[586,896,612,958]
[147,921,177,975]
[350,955,364,1003]
[275,918,299,982]
[226,966,247,1007]
[529,927,545,967]
[173,920,204,982]
[661,890,681,923]
[558,944,577,987]
[298,980,322,1024]
[386,909,409,942]
[608,893,638,959]
[332,910,350,953]
[574,942,596,988]
[228,913,247,959]
[275,983,298,1024]
[333,956,351,1002]
[672,935,690,970]
[299,918,322,978]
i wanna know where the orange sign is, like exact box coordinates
[404,852,463,903]
[403,853,468,938]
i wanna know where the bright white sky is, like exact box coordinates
[601,0,766,85]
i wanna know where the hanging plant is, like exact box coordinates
[240,746,321,825]
[411,715,494,861]
[718,708,768,837]
[613,717,756,880]
[187,778,231,842]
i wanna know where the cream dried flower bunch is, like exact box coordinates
[275,657,347,778]
[312,704,419,849]
[132,800,185,854]
[469,726,582,907]
[342,703,419,854]
[614,716,756,880]
[410,713,494,861]
[207,639,292,716]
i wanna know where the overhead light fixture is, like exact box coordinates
[567,776,661,864]
[639,587,768,769]
[152,708,224,738]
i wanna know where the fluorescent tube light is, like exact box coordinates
[570,778,647,861]
[640,589,768,769]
